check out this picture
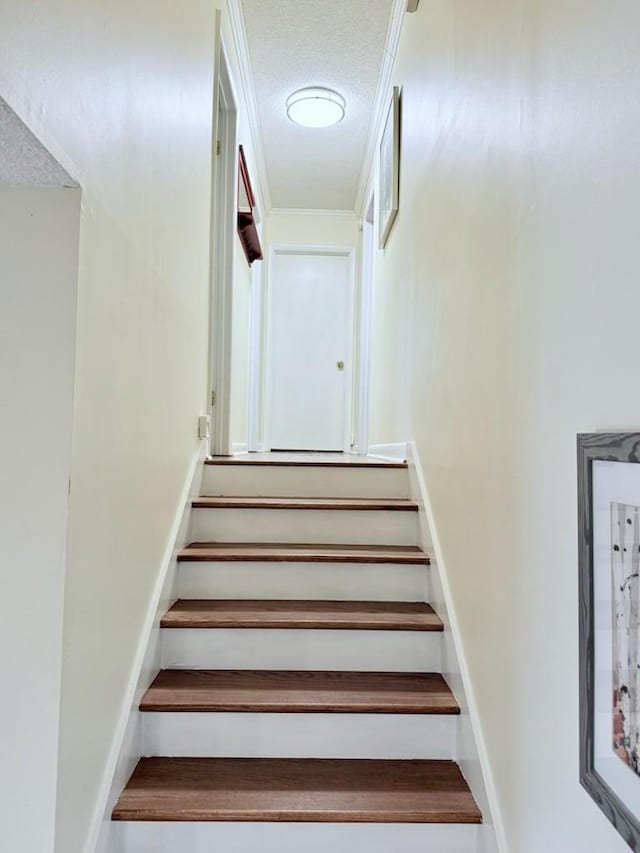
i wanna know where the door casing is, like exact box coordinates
[208,35,238,457]
[264,243,356,453]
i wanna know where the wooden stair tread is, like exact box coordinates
[140,670,459,714]
[178,542,430,565]
[192,496,418,511]
[161,600,442,631]
[112,757,481,823]
[206,455,407,469]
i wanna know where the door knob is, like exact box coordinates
[336,360,345,371]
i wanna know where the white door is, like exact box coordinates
[269,249,352,451]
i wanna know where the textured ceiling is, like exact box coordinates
[0,98,75,186]
[240,0,394,211]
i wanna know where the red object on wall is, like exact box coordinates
[237,145,263,266]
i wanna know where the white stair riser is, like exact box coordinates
[141,712,456,760]
[161,629,441,672]
[112,822,479,853]
[190,508,418,546]
[201,465,409,499]
[178,561,429,602]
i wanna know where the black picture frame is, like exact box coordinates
[578,432,640,850]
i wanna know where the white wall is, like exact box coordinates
[368,2,640,851]
[268,209,358,248]
[0,3,217,851]
[0,186,80,853]
[90,11,264,812]
[230,236,252,449]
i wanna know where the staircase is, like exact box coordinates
[111,454,482,852]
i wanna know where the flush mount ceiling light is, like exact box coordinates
[286,87,346,128]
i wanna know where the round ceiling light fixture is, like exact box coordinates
[286,87,346,128]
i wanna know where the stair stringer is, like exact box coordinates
[407,442,505,853]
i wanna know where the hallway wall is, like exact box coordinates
[230,236,252,449]
[0,3,217,851]
[368,1,640,851]
[0,184,80,853]
[267,209,359,247]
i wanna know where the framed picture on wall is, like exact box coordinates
[378,86,401,249]
[237,145,263,266]
[578,432,640,850]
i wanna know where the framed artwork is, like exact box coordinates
[237,144,263,266]
[578,432,640,850]
[378,86,401,249]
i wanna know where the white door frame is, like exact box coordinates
[208,38,238,457]
[354,196,376,455]
[264,243,356,453]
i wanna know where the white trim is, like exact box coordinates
[209,46,238,457]
[232,442,249,455]
[354,198,375,455]
[270,208,357,218]
[247,253,264,452]
[265,244,356,453]
[87,439,208,853]
[407,441,505,853]
[205,10,223,457]
[354,0,407,215]
[368,442,408,463]
[225,0,272,212]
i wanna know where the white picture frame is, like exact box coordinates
[378,86,401,249]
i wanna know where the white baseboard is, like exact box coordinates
[89,439,208,853]
[406,442,504,853]
[232,442,249,454]
[367,442,407,463]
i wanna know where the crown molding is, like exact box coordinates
[225,0,273,212]
[354,0,406,214]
